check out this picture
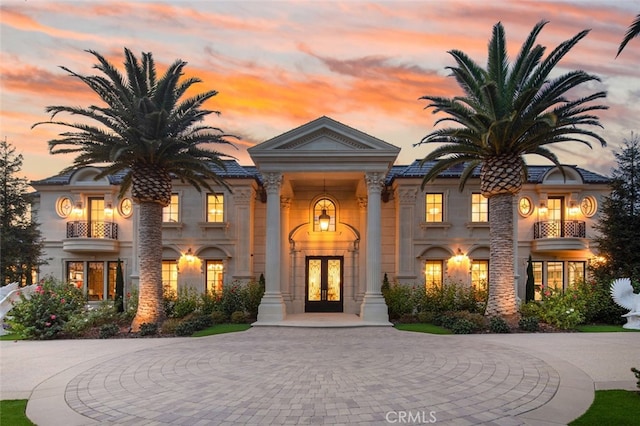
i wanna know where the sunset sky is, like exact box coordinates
[1,0,640,184]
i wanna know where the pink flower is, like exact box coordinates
[45,322,51,327]
[50,315,56,320]
[35,285,43,293]
[60,298,65,304]
[544,291,551,297]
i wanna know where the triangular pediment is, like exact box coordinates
[248,116,400,172]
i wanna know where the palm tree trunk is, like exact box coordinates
[131,201,164,331]
[486,192,518,316]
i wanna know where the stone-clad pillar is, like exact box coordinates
[359,172,391,324]
[256,172,286,323]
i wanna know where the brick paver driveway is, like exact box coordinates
[63,327,558,425]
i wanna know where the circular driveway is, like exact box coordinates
[61,327,559,425]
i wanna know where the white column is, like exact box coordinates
[280,197,291,302]
[357,196,368,300]
[256,172,286,323]
[360,172,391,324]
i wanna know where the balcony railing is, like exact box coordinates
[66,221,118,240]
[534,220,585,239]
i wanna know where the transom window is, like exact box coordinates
[162,194,179,222]
[471,193,488,222]
[425,193,443,222]
[207,193,224,222]
[313,198,336,232]
[424,260,443,290]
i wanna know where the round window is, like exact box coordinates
[56,197,73,218]
[518,196,533,217]
[119,198,133,218]
[580,196,597,217]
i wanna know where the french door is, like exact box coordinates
[305,256,343,312]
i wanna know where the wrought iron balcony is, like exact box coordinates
[534,220,586,239]
[66,221,118,240]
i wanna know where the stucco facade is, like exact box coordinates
[31,117,610,323]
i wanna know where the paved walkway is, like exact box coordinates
[1,321,638,425]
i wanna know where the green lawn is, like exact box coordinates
[191,323,251,337]
[394,323,453,334]
[0,333,21,341]
[576,324,640,333]
[0,400,35,426]
[570,390,640,425]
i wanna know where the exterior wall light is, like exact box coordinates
[319,209,330,231]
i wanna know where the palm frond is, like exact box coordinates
[617,14,640,57]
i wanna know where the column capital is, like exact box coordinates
[365,172,385,194]
[232,187,255,205]
[263,172,283,194]
[281,197,292,210]
[357,196,368,209]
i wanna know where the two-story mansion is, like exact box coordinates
[32,117,609,323]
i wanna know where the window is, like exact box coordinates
[547,261,564,291]
[67,261,84,289]
[162,261,178,295]
[107,261,118,300]
[206,260,224,294]
[313,198,336,232]
[424,260,443,290]
[163,194,179,222]
[471,193,488,222]
[568,261,586,288]
[425,193,443,222]
[471,260,488,291]
[87,261,104,301]
[56,197,73,218]
[533,261,543,300]
[207,193,224,222]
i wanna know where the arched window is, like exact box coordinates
[313,198,336,232]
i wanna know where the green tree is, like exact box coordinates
[617,13,640,57]
[33,48,235,330]
[594,133,640,283]
[416,21,607,317]
[525,255,535,303]
[0,139,44,285]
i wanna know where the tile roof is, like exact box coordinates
[32,159,609,186]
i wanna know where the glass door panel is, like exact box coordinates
[305,256,343,312]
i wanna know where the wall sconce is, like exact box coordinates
[454,248,465,263]
[185,248,195,263]
[538,201,548,214]
[73,201,83,216]
[568,201,579,216]
[104,203,113,215]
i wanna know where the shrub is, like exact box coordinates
[519,316,540,332]
[519,301,542,318]
[160,318,181,335]
[241,280,265,319]
[167,287,200,319]
[383,283,415,320]
[416,281,487,314]
[139,322,158,336]
[489,317,510,333]
[538,286,585,329]
[572,278,627,325]
[62,301,122,338]
[231,311,248,324]
[175,321,196,336]
[632,367,640,390]
[7,278,85,340]
[210,311,227,324]
[219,282,245,317]
[199,291,219,315]
[451,319,475,334]
[416,311,436,324]
[124,287,138,321]
[99,323,119,339]
[398,313,417,324]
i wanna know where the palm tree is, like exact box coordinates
[33,48,235,330]
[416,21,607,317]
[617,14,640,57]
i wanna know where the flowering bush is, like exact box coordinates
[538,286,585,330]
[7,278,85,339]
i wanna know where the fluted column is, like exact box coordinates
[256,172,286,323]
[360,172,391,324]
[280,197,291,302]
